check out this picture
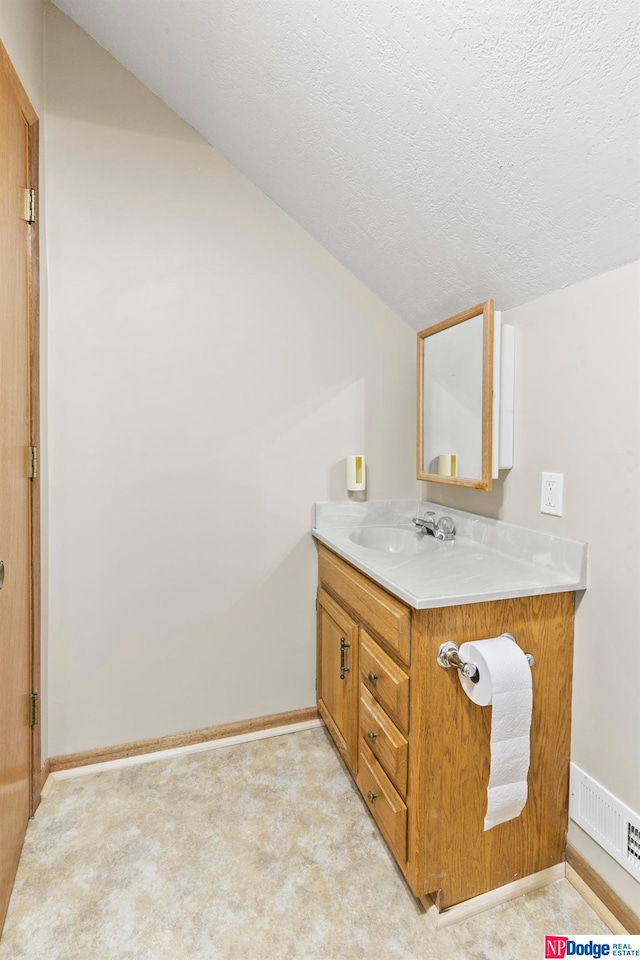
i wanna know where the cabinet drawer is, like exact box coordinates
[360,630,410,733]
[359,684,408,797]
[357,741,407,864]
[318,545,411,665]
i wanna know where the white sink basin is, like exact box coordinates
[349,525,441,556]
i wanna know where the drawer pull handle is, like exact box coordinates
[367,791,379,804]
[367,672,379,684]
[340,638,351,680]
[366,730,379,741]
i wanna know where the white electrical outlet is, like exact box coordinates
[541,472,564,516]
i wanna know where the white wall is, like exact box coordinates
[44,5,418,758]
[428,261,640,911]
[0,0,43,113]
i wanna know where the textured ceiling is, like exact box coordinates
[51,0,639,329]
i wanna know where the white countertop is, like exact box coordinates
[312,500,587,610]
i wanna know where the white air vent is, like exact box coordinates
[628,824,640,865]
[570,763,640,880]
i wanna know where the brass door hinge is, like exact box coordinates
[23,188,36,224]
[27,446,38,479]
[29,692,39,726]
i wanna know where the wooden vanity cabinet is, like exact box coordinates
[316,542,576,913]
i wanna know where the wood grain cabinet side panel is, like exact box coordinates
[408,592,575,908]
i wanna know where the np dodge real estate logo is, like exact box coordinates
[545,937,640,958]
[546,938,569,957]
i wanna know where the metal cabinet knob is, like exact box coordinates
[367,672,379,683]
[366,730,379,741]
[367,791,379,803]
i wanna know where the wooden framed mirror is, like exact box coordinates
[417,299,494,490]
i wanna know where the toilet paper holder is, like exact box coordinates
[437,633,534,684]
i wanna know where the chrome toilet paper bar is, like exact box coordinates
[436,634,534,684]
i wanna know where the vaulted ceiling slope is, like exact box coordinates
[52,0,639,329]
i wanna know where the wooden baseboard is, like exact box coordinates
[566,843,640,935]
[422,863,565,928]
[40,758,51,792]
[49,707,319,773]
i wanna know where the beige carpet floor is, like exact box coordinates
[0,727,608,960]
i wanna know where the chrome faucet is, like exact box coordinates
[414,510,456,541]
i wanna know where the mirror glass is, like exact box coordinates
[417,300,494,490]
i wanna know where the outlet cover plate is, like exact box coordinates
[541,472,564,516]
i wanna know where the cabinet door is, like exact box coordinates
[317,589,358,775]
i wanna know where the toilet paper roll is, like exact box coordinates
[458,635,533,831]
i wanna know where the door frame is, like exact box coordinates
[0,39,42,817]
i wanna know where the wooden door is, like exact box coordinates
[0,40,40,933]
[316,589,358,774]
